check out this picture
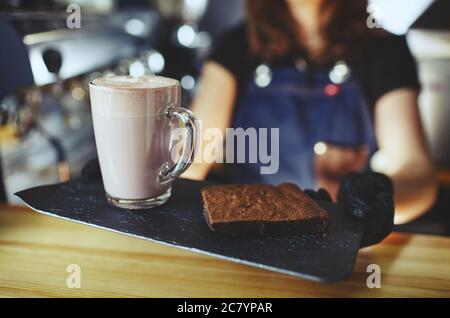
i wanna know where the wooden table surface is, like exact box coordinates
[0,205,449,298]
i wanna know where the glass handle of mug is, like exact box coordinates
[158,106,199,184]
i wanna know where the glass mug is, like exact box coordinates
[89,75,199,209]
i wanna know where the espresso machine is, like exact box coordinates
[0,1,159,203]
[0,0,245,203]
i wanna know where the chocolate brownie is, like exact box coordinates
[201,183,330,237]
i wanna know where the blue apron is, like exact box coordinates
[230,61,377,189]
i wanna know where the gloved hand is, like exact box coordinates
[304,188,333,204]
[305,172,394,248]
[338,172,394,247]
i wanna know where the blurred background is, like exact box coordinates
[0,0,449,233]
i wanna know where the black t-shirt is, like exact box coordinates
[207,23,420,111]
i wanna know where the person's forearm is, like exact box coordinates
[181,62,237,182]
[182,162,212,181]
[389,163,438,224]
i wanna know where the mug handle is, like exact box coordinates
[158,105,199,184]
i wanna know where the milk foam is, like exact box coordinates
[90,74,180,117]
[92,75,179,90]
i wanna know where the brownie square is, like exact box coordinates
[201,183,330,237]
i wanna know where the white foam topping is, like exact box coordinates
[92,75,179,89]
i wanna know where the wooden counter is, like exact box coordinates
[0,205,449,298]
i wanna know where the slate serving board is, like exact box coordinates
[15,178,365,283]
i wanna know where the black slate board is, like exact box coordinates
[15,178,364,283]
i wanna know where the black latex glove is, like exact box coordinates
[337,172,394,248]
[304,188,333,204]
[305,172,394,248]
